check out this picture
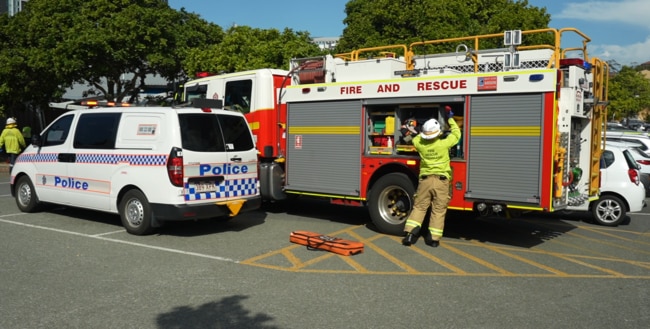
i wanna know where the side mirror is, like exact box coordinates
[31,134,42,147]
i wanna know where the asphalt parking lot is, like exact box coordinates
[1,170,649,328]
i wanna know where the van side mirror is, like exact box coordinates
[31,134,42,147]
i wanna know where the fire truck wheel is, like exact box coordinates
[368,173,415,235]
[119,189,154,235]
[591,194,626,227]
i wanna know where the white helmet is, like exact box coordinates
[420,119,441,140]
[6,118,16,125]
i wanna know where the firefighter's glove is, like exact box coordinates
[445,106,454,119]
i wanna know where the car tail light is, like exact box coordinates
[637,159,650,165]
[167,147,184,187]
[628,168,640,185]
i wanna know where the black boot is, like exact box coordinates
[401,227,420,246]
[422,229,440,247]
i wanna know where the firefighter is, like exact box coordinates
[402,106,460,247]
[0,117,27,172]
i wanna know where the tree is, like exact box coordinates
[607,66,650,121]
[336,0,551,55]
[0,13,65,118]
[20,0,222,102]
[182,26,323,76]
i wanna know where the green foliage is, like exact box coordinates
[607,66,650,120]
[6,0,223,103]
[182,26,322,76]
[337,0,551,55]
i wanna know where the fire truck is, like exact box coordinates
[182,28,609,235]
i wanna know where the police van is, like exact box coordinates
[10,99,261,235]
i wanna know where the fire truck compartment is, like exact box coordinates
[465,93,545,205]
[285,100,363,197]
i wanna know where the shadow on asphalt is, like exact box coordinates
[46,205,268,237]
[262,196,370,227]
[263,197,581,249]
[157,295,279,329]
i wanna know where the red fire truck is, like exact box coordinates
[182,28,609,235]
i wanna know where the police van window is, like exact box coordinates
[179,114,226,152]
[224,80,252,114]
[42,114,74,147]
[73,113,121,149]
[219,114,254,151]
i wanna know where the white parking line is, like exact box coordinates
[0,217,239,263]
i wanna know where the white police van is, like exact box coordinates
[10,99,260,235]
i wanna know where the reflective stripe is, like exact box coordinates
[429,227,443,237]
[405,220,421,229]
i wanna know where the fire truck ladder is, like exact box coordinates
[588,58,610,195]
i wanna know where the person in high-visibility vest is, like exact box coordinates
[0,117,26,172]
[402,106,460,247]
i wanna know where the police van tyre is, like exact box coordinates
[368,173,415,235]
[591,194,626,227]
[119,189,154,235]
[15,176,41,212]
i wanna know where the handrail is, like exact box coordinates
[336,27,596,73]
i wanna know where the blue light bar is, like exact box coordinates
[529,74,545,82]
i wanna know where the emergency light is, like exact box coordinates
[529,74,545,82]
[560,58,593,71]
[81,100,131,107]
[195,72,212,78]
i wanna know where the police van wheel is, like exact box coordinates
[368,173,415,236]
[15,176,41,212]
[119,189,154,235]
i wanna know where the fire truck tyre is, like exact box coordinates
[591,194,626,227]
[15,176,41,213]
[368,173,415,235]
[119,189,154,235]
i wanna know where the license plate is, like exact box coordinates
[192,180,217,193]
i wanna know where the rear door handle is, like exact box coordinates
[230,157,242,162]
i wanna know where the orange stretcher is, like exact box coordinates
[289,231,364,256]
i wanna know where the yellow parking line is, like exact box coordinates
[361,237,419,273]
[408,245,467,274]
[579,226,650,246]
[340,256,369,273]
[472,241,569,276]
[282,249,305,268]
[565,231,650,256]
[554,254,626,277]
[442,243,513,275]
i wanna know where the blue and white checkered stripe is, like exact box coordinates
[185,178,259,201]
[76,154,167,165]
[16,153,58,163]
[15,153,167,166]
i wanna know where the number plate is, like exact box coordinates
[192,180,217,193]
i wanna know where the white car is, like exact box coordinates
[606,140,650,196]
[605,131,650,156]
[593,144,646,226]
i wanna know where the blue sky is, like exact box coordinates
[169,0,650,66]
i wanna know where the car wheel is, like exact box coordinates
[591,194,626,226]
[119,189,154,235]
[14,176,41,212]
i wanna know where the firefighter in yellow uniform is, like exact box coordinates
[402,106,460,247]
[0,118,26,173]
